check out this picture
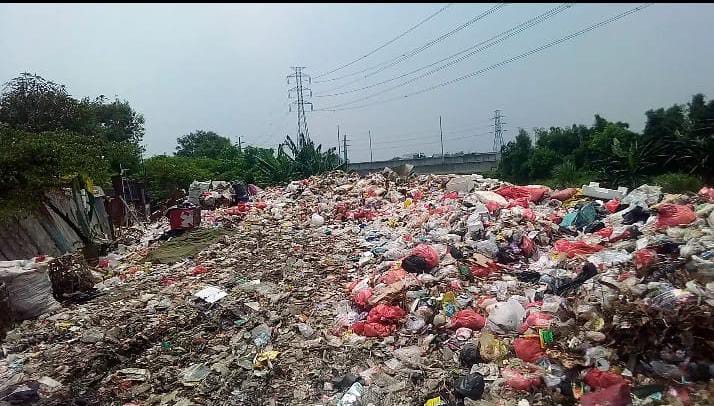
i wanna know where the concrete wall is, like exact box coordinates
[348,152,499,175]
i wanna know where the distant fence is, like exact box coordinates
[348,152,500,175]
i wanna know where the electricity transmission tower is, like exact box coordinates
[492,109,506,152]
[287,67,313,139]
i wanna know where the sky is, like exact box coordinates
[2,3,713,162]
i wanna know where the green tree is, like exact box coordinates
[144,155,216,200]
[175,130,236,159]
[528,147,561,180]
[498,129,533,184]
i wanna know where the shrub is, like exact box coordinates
[652,173,703,194]
[551,160,593,188]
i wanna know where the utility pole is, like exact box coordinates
[439,115,444,163]
[237,136,243,153]
[342,133,350,166]
[337,125,341,161]
[492,109,506,152]
[368,130,373,163]
[287,67,313,139]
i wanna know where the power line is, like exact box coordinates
[314,3,573,98]
[317,3,653,112]
[314,3,505,85]
[313,3,452,80]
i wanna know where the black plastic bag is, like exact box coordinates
[459,342,481,367]
[402,255,431,273]
[622,205,650,225]
[454,372,485,400]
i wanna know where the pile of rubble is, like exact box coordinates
[1,171,713,405]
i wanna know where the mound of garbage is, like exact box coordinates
[1,171,713,405]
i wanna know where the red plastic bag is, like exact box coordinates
[443,191,459,200]
[449,309,486,330]
[502,368,542,391]
[580,382,631,406]
[513,337,545,363]
[584,369,628,389]
[380,268,407,285]
[470,261,499,278]
[366,304,406,324]
[550,188,577,201]
[604,198,621,213]
[352,321,395,337]
[595,226,613,239]
[518,312,553,333]
[656,204,696,228]
[410,244,439,269]
[255,201,268,209]
[553,239,603,258]
[634,249,656,270]
[522,208,536,221]
[353,289,373,308]
[191,265,209,276]
[699,187,714,202]
[496,186,549,202]
[521,235,535,258]
[98,259,110,268]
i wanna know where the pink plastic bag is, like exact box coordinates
[353,289,373,308]
[518,312,553,333]
[502,368,542,391]
[656,204,696,228]
[699,187,714,202]
[448,309,486,330]
[553,239,603,258]
[380,269,407,285]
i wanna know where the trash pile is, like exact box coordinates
[1,171,713,405]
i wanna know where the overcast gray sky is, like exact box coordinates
[2,3,713,162]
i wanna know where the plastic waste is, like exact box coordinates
[514,336,545,363]
[309,213,325,227]
[550,188,577,201]
[587,250,632,267]
[250,323,271,347]
[366,304,405,324]
[622,205,651,225]
[404,314,426,333]
[699,186,714,202]
[352,321,394,337]
[496,185,549,202]
[604,198,621,213]
[479,332,508,361]
[486,299,525,333]
[584,369,629,389]
[553,239,603,258]
[655,204,696,228]
[459,342,481,367]
[454,372,485,400]
[622,184,662,206]
[634,249,657,270]
[502,368,542,391]
[580,382,631,406]
[449,309,486,330]
[337,382,364,406]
